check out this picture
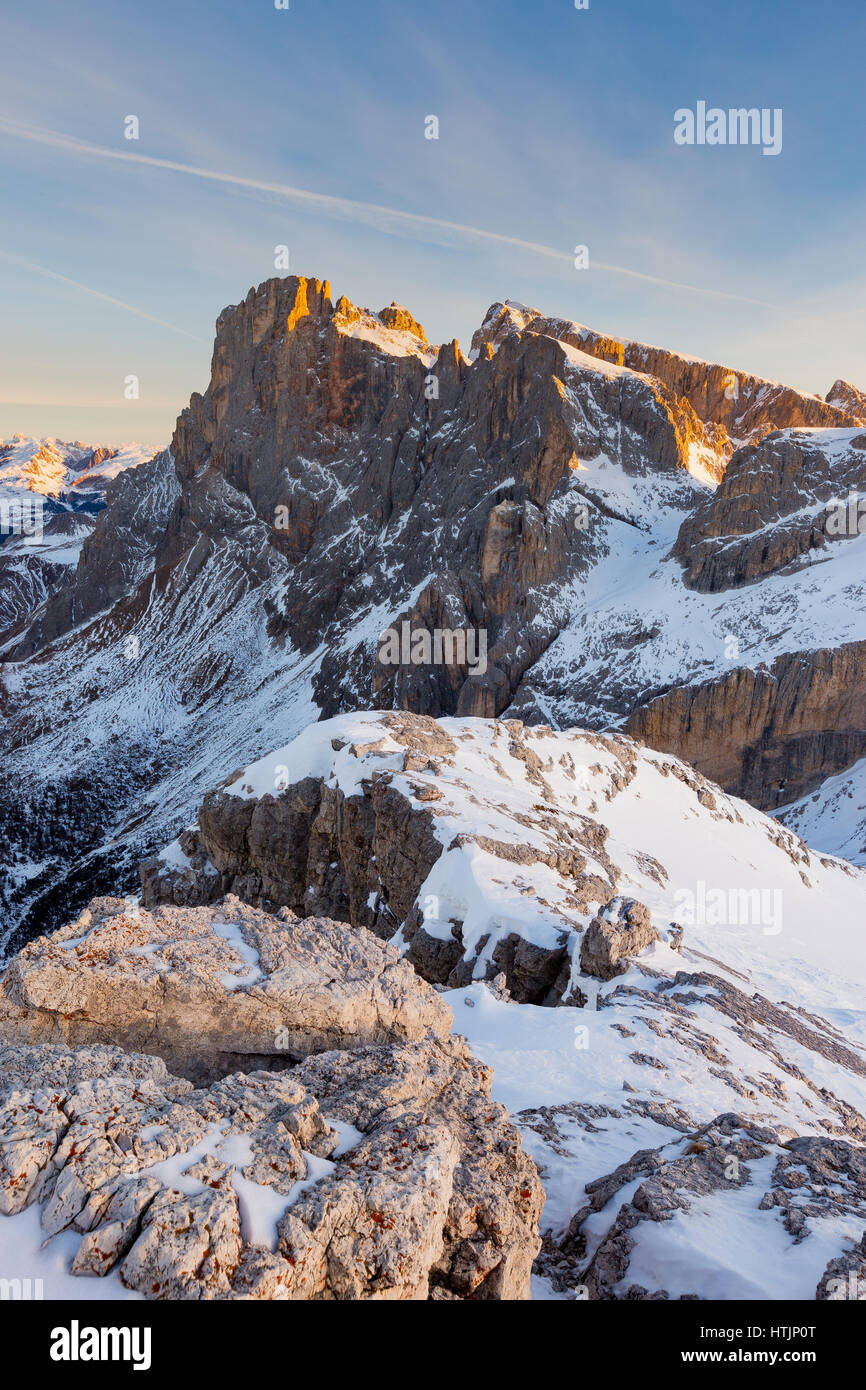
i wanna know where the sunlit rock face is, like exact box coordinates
[1,274,864,945]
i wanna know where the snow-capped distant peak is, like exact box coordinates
[0,435,156,505]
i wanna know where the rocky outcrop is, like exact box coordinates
[472,304,862,481]
[826,380,866,421]
[672,428,866,594]
[138,828,225,908]
[376,301,427,340]
[0,1037,541,1299]
[569,1114,866,1300]
[138,710,863,1014]
[817,1234,866,1300]
[520,958,866,1300]
[0,894,451,1083]
[626,640,866,808]
[579,898,661,981]
[141,712,669,1002]
[289,1036,543,1298]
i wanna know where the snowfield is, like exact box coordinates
[203,711,866,1299]
[228,712,866,1026]
[778,757,866,867]
[453,985,866,1301]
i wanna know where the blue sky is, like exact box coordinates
[1,0,864,447]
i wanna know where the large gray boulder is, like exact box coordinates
[0,894,451,1083]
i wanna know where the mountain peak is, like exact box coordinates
[377,301,427,341]
[826,377,866,421]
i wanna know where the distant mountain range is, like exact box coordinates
[0,436,155,703]
[0,434,153,511]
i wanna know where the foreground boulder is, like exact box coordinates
[0,895,451,1083]
[0,1039,541,1300]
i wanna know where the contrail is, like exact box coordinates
[0,247,206,342]
[0,116,775,309]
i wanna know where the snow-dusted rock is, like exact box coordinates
[673,427,866,594]
[0,1038,541,1300]
[567,1114,866,1301]
[0,437,162,653]
[457,947,866,1301]
[0,894,451,1082]
[579,897,661,981]
[817,1232,866,1300]
[825,380,866,419]
[141,710,866,1013]
[777,755,866,867]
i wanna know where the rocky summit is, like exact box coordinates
[140,710,866,1007]
[1,273,865,1304]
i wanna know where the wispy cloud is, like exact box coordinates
[0,247,205,341]
[0,117,776,309]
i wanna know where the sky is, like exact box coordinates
[1,0,864,448]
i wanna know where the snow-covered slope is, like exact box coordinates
[0,513,98,649]
[456,986,866,1300]
[180,711,866,1025]
[777,758,866,867]
[0,529,320,958]
[0,438,159,656]
[143,709,866,1301]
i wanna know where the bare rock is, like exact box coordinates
[0,895,451,1083]
[139,829,227,909]
[554,1111,866,1300]
[0,1037,541,1301]
[291,1034,543,1299]
[580,897,660,981]
[817,1233,866,1300]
